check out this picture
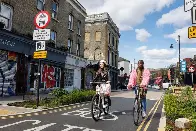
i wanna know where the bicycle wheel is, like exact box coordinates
[103,96,109,115]
[91,94,101,121]
[133,98,141,125]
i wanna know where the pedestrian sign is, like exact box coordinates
[188,26,196,39]
[33,51,47,59]
[181,61,187,72]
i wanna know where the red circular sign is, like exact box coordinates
[34,11,51,29]
[189,66,195,72]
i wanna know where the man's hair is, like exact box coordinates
[138,60,144,64]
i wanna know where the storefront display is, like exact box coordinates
[0,50,17,95]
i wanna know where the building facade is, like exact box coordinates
[0,0,87,96]
[84,12,120,89]
[118,57,130,75]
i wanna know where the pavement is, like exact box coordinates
[0,89,165,131]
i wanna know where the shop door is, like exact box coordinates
[16,54,28,95]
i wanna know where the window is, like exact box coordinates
[37,0,45,10]
[68,39,73,53]
[85,32,90,42]
[116,39,118,49]
[68,14,73,30]
[76,40,80,56]
[54,67,61,88]
[115,55,117,67]
[64,68,74,87]
[52,1,58,19]
[51,31,57,46]
[112,52,114,66]
[77,20,81,35]
[108,32,110,44]
[108,50,110,65]
[95,31,101,41]
[112,36,115,46]
[0,3,12,30]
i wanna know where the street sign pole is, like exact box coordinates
[36,59,41,107]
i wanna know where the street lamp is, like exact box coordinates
[169,35,181,81]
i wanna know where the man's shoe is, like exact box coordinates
[142,111,147,118]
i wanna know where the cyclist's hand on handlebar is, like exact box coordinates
[127,85,132,90]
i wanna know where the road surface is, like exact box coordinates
[0,89,164,131]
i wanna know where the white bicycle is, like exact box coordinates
[90,81,110,121]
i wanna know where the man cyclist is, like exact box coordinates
[127,60,150,118]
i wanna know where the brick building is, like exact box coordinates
[0,0,87,96]
[84,12,120,89]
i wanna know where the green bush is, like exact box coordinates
[164,86,196,130]
[7,89,96,109]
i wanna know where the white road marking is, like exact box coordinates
[0,120,41,129]
[62,124,102,131]
[62,108,119,121]
[23,123,56,131]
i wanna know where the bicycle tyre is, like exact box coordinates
[91,94,101,122]
[103,96,109,115]
[133,98,141,126]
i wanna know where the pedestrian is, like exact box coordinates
[127,60,150,118]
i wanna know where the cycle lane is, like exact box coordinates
[0,90,163,131]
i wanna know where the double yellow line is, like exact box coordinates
[136,94,164,131]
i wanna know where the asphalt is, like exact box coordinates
[0,89,164,131]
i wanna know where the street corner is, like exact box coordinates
[0,102,90,120]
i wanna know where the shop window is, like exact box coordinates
[64,68,74,87]
[0,3,13,31]
[52,1,58,19]
[41,64,61,88]
[37,0,45,10]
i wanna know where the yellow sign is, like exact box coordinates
[188,26,196,39]
[33,51,47,59]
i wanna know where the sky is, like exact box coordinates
[78,0,196,69]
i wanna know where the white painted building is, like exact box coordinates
[118,57,130,75]
[65,54,87,91]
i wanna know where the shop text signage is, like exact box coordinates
[33,51,47,59]
[33,29,50,41]
[0,38,15,47]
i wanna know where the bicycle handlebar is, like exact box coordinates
[90,81,110,84]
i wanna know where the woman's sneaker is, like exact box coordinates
[142,111,146,118]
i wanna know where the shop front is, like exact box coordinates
[0,30,67,96]
[64,54,87,91]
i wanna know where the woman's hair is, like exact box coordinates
[138,60,144,64]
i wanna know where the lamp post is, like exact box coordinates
[170,35,181,83]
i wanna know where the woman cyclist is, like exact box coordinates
[93,60,111,108]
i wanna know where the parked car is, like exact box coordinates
[162,82,171,90]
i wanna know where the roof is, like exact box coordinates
[118,57,130,62]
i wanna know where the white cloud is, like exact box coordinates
[135,29,151,42]
[156,6,191,28]
[136,46,196,68]
[78,0,176,31]
[136,46,147,52]
[164,26,196,44]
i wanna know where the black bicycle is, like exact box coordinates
[90,81,110,121]
[133,86,145,125]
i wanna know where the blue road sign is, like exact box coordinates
[181,61,186,72]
